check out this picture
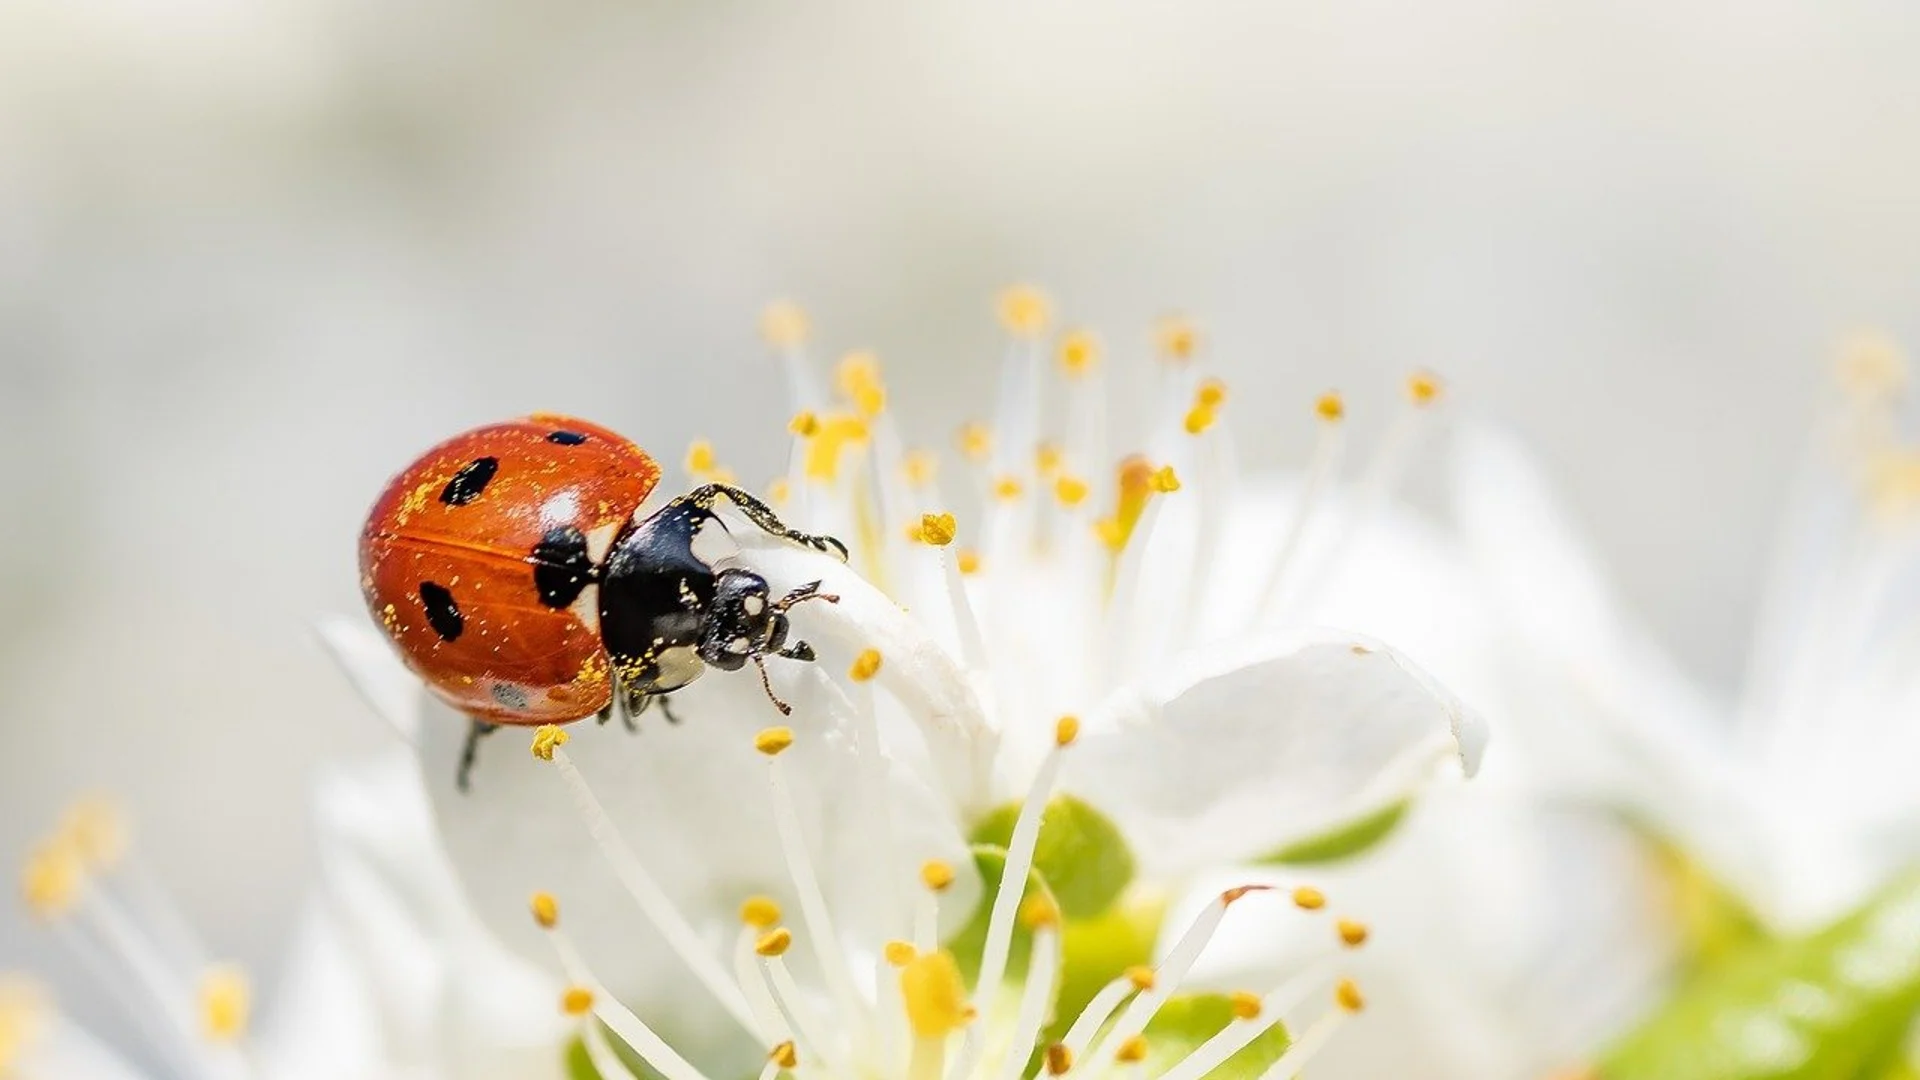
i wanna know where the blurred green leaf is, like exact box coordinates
[566,1036,599,1080]
[1601,873,1920,1080]
[1643,828,1770,974]
[1260,800,1408,865]
[948,843,1059,989]
[971,795,1136,919]
[1056,893,1164,1039]
[1139,993,1291,1078]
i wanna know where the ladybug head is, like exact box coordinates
[705,568,791,668]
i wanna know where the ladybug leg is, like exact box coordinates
[683,484,849,562]
[655,694,685,726]
[778,641,817,663]
[457,719,498,794]
[595,702,614,726]
[773,580,840,612]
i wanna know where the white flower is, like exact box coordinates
[372,291,1484,1079]
[16,290,1486,1080]
[1451,337,1920,933]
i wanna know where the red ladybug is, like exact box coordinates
[360,414,845,789]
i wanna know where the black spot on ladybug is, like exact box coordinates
[546,430,588,445]
[440,457,499,506]
[491,682,531,710]
[419,581,464,641]
[531,525,593,608]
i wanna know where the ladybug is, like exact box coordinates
[359,414,847,790]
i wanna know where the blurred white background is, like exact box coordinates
[3,0,1918,1047]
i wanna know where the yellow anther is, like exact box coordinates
[1054,475,1091,507]
[59,798,126,870]
[765,477,791,507]
[530,892,560,928]
[740,895,783,928]
[803,414,871,482]
[1196,378,1228,408]
[21,844,81,920]
[1230,990,1263,1020]
[996,285,1052,338]
[760,300,809,349]
[1019,892,1061,930]
[1406,371,1442,407]
[920,859,956,892]
[957,422,993,462]
[899,949,973,1037]
[769,1041,799,1069]
[1149,465,1181,493]
[561,986,595,1016]
[902,449,939,488]
[849,649,883,682]
[1035,442,1065,477]
[1155,314,1200,363]
[1114,1034,1149,1064]
[884,940,919,967]
[755,727,795,756]
[755,928,794,957]
[0,978,48,1069]
[1054,715,1080,747]
[1183,403,1218,435]
[1838,332,1909,398]
[1316,391,1346,422]
[1337,918,1370,947]
[956,549,982,575]
[1058,330,1101,376]
[1870,452,1920,512]
[1292,886,1326,911]
[1045,1044,1074,1075]
[993,475,1025,501]
[1126,965,1156,991]
[684,439,719,476]
[1335,978,1366,1013]
[530,725,569,761]
[836,351,887,417]
[789,411,821,437]
[198,966,250,1043]
[919,512,958,547]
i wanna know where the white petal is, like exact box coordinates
[421,660,979,1075]
[264,749,570,1079]
[1068,635,1484,875]
[1448,428,1793,913]
[1179,792,1677,1080]
[731,534,999,813]
[19,1019,153,1080]
[315,615,423,744]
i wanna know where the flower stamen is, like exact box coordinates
[1082,886,1268,1067]
[967,719,1076,1046]
[539,746,759,1033]
[534,904,715,1080]
[1250,981,1365,1079]
[762,732,874,1047]
[1251,392,1348,623]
